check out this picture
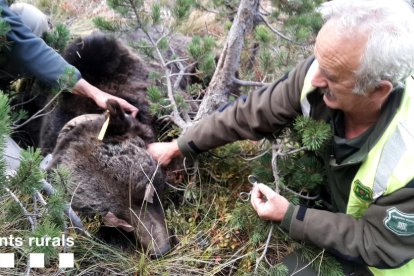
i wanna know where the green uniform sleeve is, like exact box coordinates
[0,0,81,88]
[280,184,414,268]
[177,57,313,158]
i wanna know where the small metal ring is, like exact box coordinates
[239,192,251,202]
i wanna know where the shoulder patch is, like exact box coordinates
[384,207,414,236]
[353,180,373,201]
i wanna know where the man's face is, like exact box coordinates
[311,21,372,113]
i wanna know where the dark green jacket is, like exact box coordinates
[177,56,414,269]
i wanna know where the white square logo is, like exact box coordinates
[59,253,74,268]
[29,253,45,268]
[0,253,15,268]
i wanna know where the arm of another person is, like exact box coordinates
[72,79,138,117]
[148,57,314,165]
[251,181,414,268]
[0,1,137,117]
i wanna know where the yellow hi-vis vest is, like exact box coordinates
[301,60,414,275]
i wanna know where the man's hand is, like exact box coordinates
[73,78,139,117]
[147,140,182,166]
[250,184,289,221]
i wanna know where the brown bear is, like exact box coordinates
[29,33,174,257]
[46,99,170,258]
[39,32,154,154]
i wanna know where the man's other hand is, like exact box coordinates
[250,184,289,221]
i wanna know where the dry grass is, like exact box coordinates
[17,0,118,35]
[178,10,225,38]
[18,0,226,37]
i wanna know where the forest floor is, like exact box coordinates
[1,1,331,275]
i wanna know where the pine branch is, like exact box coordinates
[6,167,89,236]
[32,195,39,227]
[282,145,307,156]
[291,249,325,276]
[253,141,285,272]
[259,2,272,16]
[170,59,196,91]
[171,63,186,90]
[41,179,91,237]
[126,0,142,26]
[126,0,190,129]
[9,92,38,110]
[241,148,271,161]
[12,91,61,130]
[281,184,319,200]
[168,47,198,123]
[165,68,190,129]
[165,58,190,67]
[259,14,308,46]
[62,220,69,254]
[4,187,36,231]
[35,190,47,206]
[254,223,274,275]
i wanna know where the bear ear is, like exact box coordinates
[106,99,124,117]
[105,99,132,136]
[60,114,101,136]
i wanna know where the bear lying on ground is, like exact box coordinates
[46,99,170,258]
[20,33,173,257]
[39,32,154,154]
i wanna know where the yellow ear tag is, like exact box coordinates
[98,110,110,141]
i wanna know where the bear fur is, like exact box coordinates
[39,32,154,154]
[26,33,174,257]
[46,99,170,257]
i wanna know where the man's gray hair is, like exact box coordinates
[319,0,414,94]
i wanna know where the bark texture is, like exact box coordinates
[194,0,260,121]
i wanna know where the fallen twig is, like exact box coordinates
[254,223,274,274]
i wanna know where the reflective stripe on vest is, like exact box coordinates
[347,76,414,218]
[300,60,414,275]
[300,60,319,117]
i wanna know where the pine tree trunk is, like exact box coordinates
[194,0,260,121]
